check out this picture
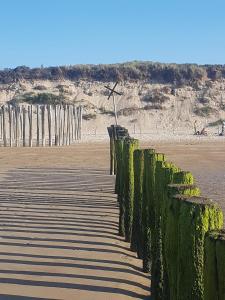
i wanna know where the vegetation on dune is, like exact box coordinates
[194,106,217,117]
[9,92,67,105]
[208,119,224,127]
[1,61,225,85]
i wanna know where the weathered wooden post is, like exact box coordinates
[130,149,145,256]
[175,195,223,300]
[58,105,62,145]
[0,112,2,140]
[63,105,66,145]
[204,229,225,300]
[123,138,139,242]
[47,105,52,147]
[42,105,46,147]
[67,105,70,145]
[28,105,33,147]
[55,105,59,146]
[20,106,23,141]
[22,106,26,147]
[74,106,78,140]
[2,105,7,147]
[8,104,12,147]
[70,105,73,143]
[15,106,19,147]
[36,105,40,146]
[79,106,82,140]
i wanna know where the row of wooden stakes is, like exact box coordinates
[0,104,83,147]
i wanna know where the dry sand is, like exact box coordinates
[0,145,150,300]
[0,139,224,299]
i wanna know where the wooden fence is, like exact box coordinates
[108,124,225,300]
[0,104,82,147]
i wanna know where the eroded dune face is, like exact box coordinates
[0,77,225,135]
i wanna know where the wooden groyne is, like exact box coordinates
[108,124,225,300]
[0,104,83,147]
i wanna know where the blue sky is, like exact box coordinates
[0,0,225,68]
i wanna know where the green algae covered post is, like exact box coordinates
[175,195,223,300]
[216,230,225,300]
[109,131,115,175]
[131,149,145,255]
[150,158,167,300]
[123,138,139,242]
[142,149,155,272]
[204,229,225,300]
[173,170,194,184]
[142,150,164,273]
[164,184,201,300]
[115,139,124,195]
[158,162,181,299]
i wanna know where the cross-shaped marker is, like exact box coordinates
[104,82,123,125]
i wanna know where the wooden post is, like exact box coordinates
[12,106,16,141]
[37,105,40,146]
[20,106,23,140]
[42,105,46,147]
[74,106,78,140]
[63,105,66,145]
[78,106,82,140]
[55,105,59,146]
[47,105,52,146]
[15,106,19,147]
[22,106,26,147]
[58,105,62,146]
[2,106,7,146]
[67,105,70,145]
[58,105,61,145]
[28,105,33,147]
[8,104,12,147]
[65,105,69,145]
[0,112,2,140]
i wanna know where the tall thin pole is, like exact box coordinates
[112,94,118,126]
